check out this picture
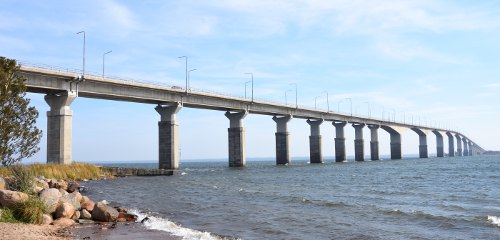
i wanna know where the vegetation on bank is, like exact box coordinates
[0,163,110,180]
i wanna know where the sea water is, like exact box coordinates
[84,156,500,239]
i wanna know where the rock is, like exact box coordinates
[0,189,28,208]
[42,214,53,225]
[52,218,75,227]
[58,188,68,196]
[35,178,49,189]
[71,192,83,203]
[0,177,7,190]
[67,181,79,193]
[91,202,119,222]
[80,209,92,219]
[117,218,127,222]
[60,192,81,210]
[118,212,138,222]
[55,202,75,219]
[117,207,128,213]
[49,179,68,191]
[71,210,81,221]
[39,188,62,214]
[80,196,90,204]
[81,199,95,212]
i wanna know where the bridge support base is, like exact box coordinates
[353,123,365,161]
[333,121,347,162]
[446,132,455,157]
[226,111,248,167]
[156,103,182,170]
[273,115,292,165]
[368,125,379,160]
[455,134,463,157]
[307,119,323,164]
[419,145,428,158]
[45,92,76,164]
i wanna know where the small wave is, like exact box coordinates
[488,216,500,227]
[129,209,231,240]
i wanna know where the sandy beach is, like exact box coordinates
[0,222,180,240]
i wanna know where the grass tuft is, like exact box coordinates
[0,208,22,223]
[9,165,35,194]
[12,196,47,224]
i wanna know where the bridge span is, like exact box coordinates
[17,63,486,169]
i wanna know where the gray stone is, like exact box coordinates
[60,192,81,210]
[39,188,62,214]
[0,189,28,208]
[78,219,95,224]
[55,202,75,219]
[71,210,81,221]
[81,199,95,212]
[91,202,119,222]
[80,209,92,219]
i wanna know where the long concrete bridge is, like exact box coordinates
[17,63,486,169]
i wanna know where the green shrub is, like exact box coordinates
[13,196,47,224]
[9,165,35,194]
[0,208,22,223]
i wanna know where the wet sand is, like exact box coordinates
[70,222,181,240]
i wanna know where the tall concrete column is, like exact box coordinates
[333,121,347,162]
[352,123,365,161]
[156,103,182,170]
[368,125,379,160]
[45,91,77,164]
[446,132,455,157]
[468,142,473,156]
[411,128,428,158]
[225,111,248,167]
[462,138,469,156]
[432,131,444,157]
[273,115,292,165]
[307,119,323,164]
[455,134,463,156]
[381,126,402,160]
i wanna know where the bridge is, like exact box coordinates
[17,62,486,169]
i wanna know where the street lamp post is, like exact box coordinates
[244,73,254,103]
[178,56,187,94]
[315,96,321,110]
[76,31,86,78]
[244,81,251,99]
[322,91,330,112]
[102,50,112,79]
[188,68,197,91]
[289,83,298,108]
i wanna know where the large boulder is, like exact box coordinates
[91,202,119,222]
[60,192,81,210]
[49,179,68,191]
[54,202,75,219]
[39,188,62,214]
[0,189,28,208]
[35,178,49,189]
[67,181,79,193]
[52,218,75,227]
[0,177,7,190]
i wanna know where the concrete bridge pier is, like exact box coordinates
[368,125,379,160]
[432,131,444,157]
[446,132,455,157]
[333,121,347,162]
[307,119,323,164]
[455,134,463,156]
[352,123,365,161]
[468,142,473,156]
[273,115,292,165]
[462,138,469,156]
[225,111,248,167]
[411,128,428,158]
[155,102,182,169]
[381,126,402,159]
[45,91,77,164]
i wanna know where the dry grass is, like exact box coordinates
[0,163,110,180]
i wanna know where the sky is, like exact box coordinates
[1,0,499,163]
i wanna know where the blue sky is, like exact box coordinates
[1,0,499,163]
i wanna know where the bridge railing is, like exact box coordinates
[17,60,455,131]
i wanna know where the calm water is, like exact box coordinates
[85,156,500,239]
